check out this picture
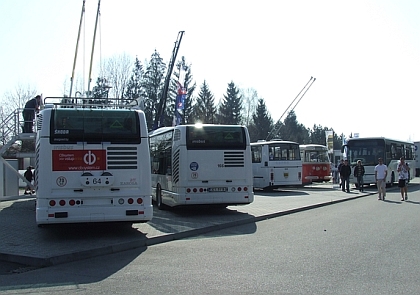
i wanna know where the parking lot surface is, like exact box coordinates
[1,180,414,268]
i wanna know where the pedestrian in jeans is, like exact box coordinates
[397,156,409,201]
[374,158,388,200]
[353,160,365,192]
[340,159,351,193]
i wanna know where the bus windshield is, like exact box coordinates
[303,150,329,163]
[269,143,300,161]
[346,139,385,166]
[50,109,140,144]
[186,125,246,150]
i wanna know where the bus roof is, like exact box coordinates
[251,140,299,146]
[148,124,247,137]
[344,137,414,144]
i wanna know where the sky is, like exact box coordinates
[1,0,419,142]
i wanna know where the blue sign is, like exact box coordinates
[190,162,199,171]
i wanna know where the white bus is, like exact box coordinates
[299,144,331,185]
[148,124,254,209]
[35,99,153,226]
[342,137,415,186]
[251,140,302,190]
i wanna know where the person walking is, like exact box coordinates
[397,156,409,201]
[23,166,34,195]
[337,159,344,189]
[22,95,41,133]
[374,158,388,200]
[340,159,352,193]
[353,160,365,192]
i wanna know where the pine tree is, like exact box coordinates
[192,81,216,123]
[279,110,309,143]
[248,98,273,142]
[142,50,166,130]
[124,57,144,106]
[218,81,242,125]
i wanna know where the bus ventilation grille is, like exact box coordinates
[106,147,138,169]
[224,151,245,167]
[37,113,44,131]
[172,149,180,183]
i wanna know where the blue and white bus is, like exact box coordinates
[149,124,254,209]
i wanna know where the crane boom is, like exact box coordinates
[69,0,85,98]
[153,31,185,130]
[87,0,101,96]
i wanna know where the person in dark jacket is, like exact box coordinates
[24,166,34,195]
[353,160,365,192]
[22,95,41,133]
[340,159,352,192]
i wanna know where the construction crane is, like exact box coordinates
[68,0,86,98]
[153,31,185,130]
[266,76,316,140]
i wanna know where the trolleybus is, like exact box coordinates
[148,124,254,209]
[251,140,302,189]
[342,137,415,186]
[299,144,331,185]
[35,98,153,226]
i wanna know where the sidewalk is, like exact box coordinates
[1,180,415,267]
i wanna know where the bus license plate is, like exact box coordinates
[208,187,228,192]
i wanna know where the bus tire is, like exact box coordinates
[156,185,165,210]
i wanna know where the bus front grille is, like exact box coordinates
[107,147,138,169]
[224,151,245,167]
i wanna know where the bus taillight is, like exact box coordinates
[59,200,66,206]
[186,188,191,193]
[69,200,76,206]
[137,198,143,204]
[199,188,204,193]
[193,188,197,193]
[237,187,242,192]
[49,200,56,207]
[128,198,134,204]
[244,187,248,192]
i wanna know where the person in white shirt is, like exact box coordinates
[374,158,388,200]
[397,156,409,201]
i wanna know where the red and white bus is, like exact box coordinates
[299,144,331,185]
[35,98,153,226]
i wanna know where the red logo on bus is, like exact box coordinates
[52,150,106,171]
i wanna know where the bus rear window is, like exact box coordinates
[50,109,141,144]
[186,126,246,150]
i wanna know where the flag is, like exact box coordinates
[325,131,334,154]
[174,80,187,126]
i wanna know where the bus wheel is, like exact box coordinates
[156,185,165,210]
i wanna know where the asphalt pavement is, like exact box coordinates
[1,179,416,269]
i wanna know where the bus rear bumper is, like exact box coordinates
[36,205,153,225]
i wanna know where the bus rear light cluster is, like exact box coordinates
[118,198,143,205]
